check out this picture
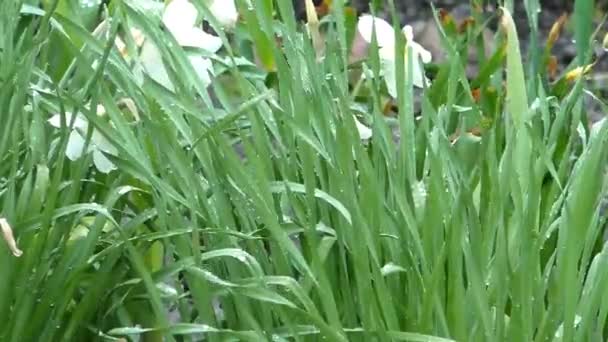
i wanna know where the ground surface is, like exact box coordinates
[292,1,607,73]
[361,0,607,73]
[349,0,608,120]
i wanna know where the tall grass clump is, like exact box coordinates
[1,0,607,341]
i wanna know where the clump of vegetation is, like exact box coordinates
[1,0,607,341]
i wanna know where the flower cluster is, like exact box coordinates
[139,0,238,90]
[49,0,240,172]
[356,14,432,97]
[351,14,432,139]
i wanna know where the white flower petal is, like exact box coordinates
[410,60,427,88]
[140,41,174,90]
[174,27,223,52]
[93,150,117,174]
[381,59,427,97]
[91,131,118,155]
[162,0,223,52]
[380,44,429,96]
[48,113,88,130]
[162,0,198,34]
[188,55,213,88]
[403,25,432,63]
[410,41,432,64]
[47,114,63,128]
[402,25,414,41]
[96,104,106,116]
[115,35,126,54]
[65,130,87,161]
[208,0,238,28]
[357,14,395,47]
[381,56,398,98]
[378,44,394,61]
[354,117,373,140]
[378,45,399,96]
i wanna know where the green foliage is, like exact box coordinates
[0,0,607,341]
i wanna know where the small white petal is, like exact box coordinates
[381,55,398,98]
[163,0,198,34]
[410,41,432,64]
[380,44,430,96]
[174,27,222,52]
[162,0,223,52]
[188,55,213,87]
[93,150,117,173]
[65,130,87,161]
[409,61,428,88]
[96,104,106,116]
[378,44,394,60]
[402,25,414,41]
[140,41,174,90]
[48,113,88,130]
[354,117,373,140]
[357,14,395,47]
[73,115,89,130]
[378,45,400,96]
[91,131,118,155]
[381,59,426,96]
[47,114,62,128]
[114,35,126,53]
[208,0,238,28]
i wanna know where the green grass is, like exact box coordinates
[1,0,608,341]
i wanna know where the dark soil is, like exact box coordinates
[292,1,608,121]
[294,1,608,73]
[375,1,606,72]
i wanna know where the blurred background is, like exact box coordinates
[294,0,608,120]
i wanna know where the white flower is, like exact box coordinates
[140,0,224,90]
[207,0,239,28]
[354,117,373,140]
[48,112,118,174]
[356,15,432,97]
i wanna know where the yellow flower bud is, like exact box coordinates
[564,63,594,82]
[547,14,567,50]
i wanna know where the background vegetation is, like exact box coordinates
[1,0,607,341]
